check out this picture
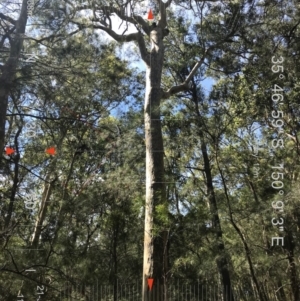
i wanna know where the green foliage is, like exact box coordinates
[1,0,300,300]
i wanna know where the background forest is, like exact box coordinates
[0,0,300,300]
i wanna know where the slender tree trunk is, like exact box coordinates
[276,279,287,301]
[229,219,268,301]
[110,218,118,301]
[191,82,234,301]
[200,135,234,301]
[1,126,21,247]
[217,162,268,301]
[142,25,168,301]
[4,152,20,229]
[31,130,67,247]
[0,0,27,162]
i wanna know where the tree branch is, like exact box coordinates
[162,35,233,99]
[88,5,150,36]
[71,21,150,65]
[162,49,209,99]
[72,20,132,42]
[0,13,16,25]
[137,31,150,66]
[103,5,150,35]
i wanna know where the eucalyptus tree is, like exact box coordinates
[55,0,247,300]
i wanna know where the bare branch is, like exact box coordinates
[161,82,189,99]
[0,13,16,25]
[71,21,150,65]
[71,3,151,36]
[72,20,134,42]
[87,5,151,36]
[162,49,209,99]
[105,5,150,36]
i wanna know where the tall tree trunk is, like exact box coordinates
[191,81,234,301]
[218,175,267,301]
[64,4,216,301]
[200,135,234,301]
[142,25,168,301]
[229,219,268,301]
[0,0,27,163]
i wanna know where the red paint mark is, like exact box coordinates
[147,9,154,20]
[46,147,56,155]
[148,278,154,291]
[5,147,15,155]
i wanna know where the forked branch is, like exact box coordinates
[71,21,150,65]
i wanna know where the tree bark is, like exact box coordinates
[0,0,27,163]
[67,4,229,301]
[142,24,168,301]
[4,149,20,229]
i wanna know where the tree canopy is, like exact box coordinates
[0,0,300,300]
